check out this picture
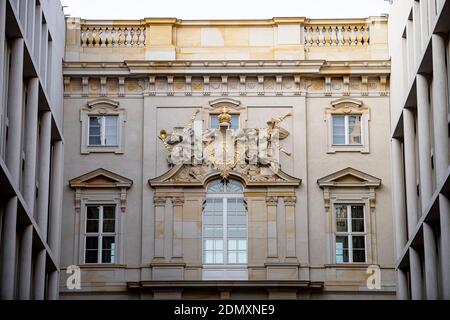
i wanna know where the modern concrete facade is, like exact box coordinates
[389,0,450,299]
[60,16,395,300]
[0,0,66,300]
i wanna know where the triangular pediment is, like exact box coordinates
[150,164,301,188]
[317,167,381,188]
[70,168,133,189]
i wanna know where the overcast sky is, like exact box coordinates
[61,0,390,20]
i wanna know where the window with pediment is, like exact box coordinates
[205,98,247,132]
[81,98,127,154]
[325,98,370,154]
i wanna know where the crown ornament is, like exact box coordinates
[218,107,232,128]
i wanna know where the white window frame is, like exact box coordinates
[325,99,370,154]
[202,181,248,280]
[87,115,119,147]
[80,99,126,154]
[332,115,364,146]
[334,204,367,264]
[84,204,118,265]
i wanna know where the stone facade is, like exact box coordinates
[61,16,395,299]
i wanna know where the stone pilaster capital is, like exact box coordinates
[283,196,297,206]
[153,196,167,207]
[266,196,278,206]
[172,197,185,207]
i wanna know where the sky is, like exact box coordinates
[60,0,391,20]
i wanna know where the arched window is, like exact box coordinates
[203,180,248,279]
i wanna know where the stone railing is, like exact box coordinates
[304,24,370,47]
[80,23,146,48]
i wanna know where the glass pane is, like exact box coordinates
[228,252,237,264]
[207,181,226,193]
[238,252,247,264]
[238,240,247,250]
[102,250,114,264]
[205,252,214,264]
[103,206,116,233]
[89,117,102,145]
[336,236,349,263]
[348,115,362,145]
[353,250,366,263]
[351,206,365,232]
[205,240,213,251]
[215,240,223,250]
[228,240,237,251]
[85,250,98,264]
[210,115,219,129]
[105,116,118,145]
[86,237,98,250]
[231,115,240,131]
[86,206,99,233]
[215,252,223,264]
[352,236,366,250]
[332,116,346,145]
[226,181,244,193]
[103,206,116,219]
[102,236,115,250]
[335,205,348,232]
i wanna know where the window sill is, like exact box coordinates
[78,263,127,269]
[324,263,371,269]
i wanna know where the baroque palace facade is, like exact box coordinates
[60,16,395,299]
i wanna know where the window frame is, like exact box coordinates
[332,114,364,146]
[83,204,118,265]
[334,204,367,264]
[80,99,126,155]
[325,99,370,154]
[87,115,119,147]
[202,180,248,269]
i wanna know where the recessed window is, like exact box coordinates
[203,180,247,266]
[332,115,362,145]
[85,205,117,264]
[88,116,118,146]
[210,115,240,131]
[335,204,366,264]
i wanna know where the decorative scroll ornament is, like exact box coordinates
[157,108,293,181]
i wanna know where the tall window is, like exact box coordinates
[332,115,362,145]
[335,204,366,263]
[88,116,118,146]
[210,114,240,131]
[85,205,117,264]
[203,180,247,266]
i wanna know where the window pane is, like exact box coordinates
[205,252,214,264]
[238,252,247,264]
[352,236,366,250]
[103,206,116,233]
[105,116,118,145]
[86,207,99,233]
[336,236,349,263]
[351,205,365,232]
[210,116,219,129]
[89,117,102,145]
[102,237,116,263]
[335,205,348,232]
[231,115,240,131]
[85,250,98,264]
[333,116,346,145]
[228,252,237,264]
[348,115,362,145]
[228,240,237,251]
[215,252,223,264]
[86,237,98,250]
[238,240,247,251]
